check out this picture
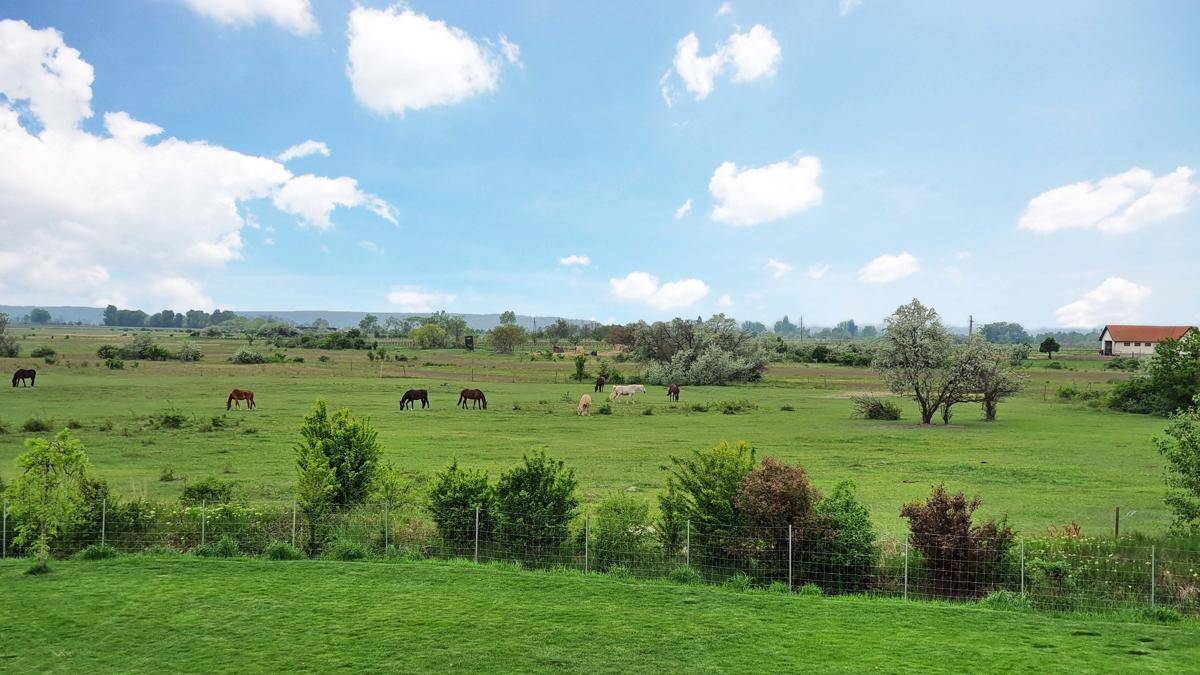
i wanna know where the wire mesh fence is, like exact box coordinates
[4,498,1198,617]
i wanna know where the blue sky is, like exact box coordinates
[0,1,1197,328]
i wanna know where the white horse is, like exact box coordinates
[610,384,646,402]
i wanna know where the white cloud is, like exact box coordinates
[716,3,734,17]
[668,25,780,101]
[559,254,590,266]
[1055,277,1151,328]
[358,240,384,255]
[674,198,693,219]
[717,293,733,308]
[765,258,793,279]
[273,174,396,229]
[805,263,831,280]
[276,139,330,162]
[839,0,863,17]
[181,0,318,36]
[1018,167,1197,235]
[858,252,919,284]
[709,154,822,226]
[0,19,394,309]
[386,285,456,311]
[610,271,710,310]
[148,277,216,312]
[347,5,515,116]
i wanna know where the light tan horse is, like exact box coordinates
[577,394,592,416]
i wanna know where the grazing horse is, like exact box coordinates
[458,388,487,409]
[610,384,645,402]
[577,394,592,416]
[594,375,606,393]
[12,368,36,387]
[667,383,680,402]
[227,389,255,410]
[400,389,429,410]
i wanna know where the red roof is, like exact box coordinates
[1100,325,1197,342]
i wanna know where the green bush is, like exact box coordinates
[30,346,56,358]
[156,407,187,429]
[723,571,754,591]
[657,441,755,560]
[427,461,493,552]
[493,451,579,558]
[74,543,119,560]
[104,358,124,370]
[797,583,823,597]
[588,493,656,572]
[265,540,304,560]
[669,564,702,585]
[850,395,902,420]
[177,342,203,362]
[979,589,1030,611]
[327,539,368,561]
[596,402,612,415]
[809,481,880,592]
[180,476,235,505]
[22,417,53,433]
[196,535,240,558]
[231,348,266,364]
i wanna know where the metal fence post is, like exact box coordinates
[291,500,297,549]
[787,524,793,589]
[200,499,206,547]
[473,506,480,564]
[903,539,909,601]
[384,502,390,553]
[584,516,590,573]
[1020,538,1025,595]
[2,499,6,559]
[686,519,691,568]
[101,497,107,548]
[1151,545,1156,608]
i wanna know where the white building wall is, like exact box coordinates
[1100,329,1164,356]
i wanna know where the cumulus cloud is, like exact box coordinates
[609,271,710,310]
[709,155,822,226]
[1018,167,1197,235]
[386,285,456,312]
[839,0,863,17]
[0,19,394,309]
[858,252,919,284]
[1055,277,1151,328]
[276,139,330,162]
[716,3,734,16]
[667,25,780,102]
[273,174,396,229]
[765,258,793,279]
[805,263,831,280]
[148,277,216,312]
[674,198,693,219]
[181,0,318,36]
[559,254,590,266]
[347,5,516,116]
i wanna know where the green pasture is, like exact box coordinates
[0,327,1168,536]
[1,556,1195,672]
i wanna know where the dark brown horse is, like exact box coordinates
[400,389,429,409]
[227,389,255,410]
[458,388,487,409]
[12,368,36,387]
[594,375,606,392]
[667,383,680,402]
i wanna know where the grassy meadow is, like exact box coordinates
[1,556,1196,672]
[0,326,1170,536]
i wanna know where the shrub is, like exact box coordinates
[1046,360,1065,370]
[156,407,187,429]
[66,419,84,429]
[177,342,203,362]
[715,399,755,415]
[641,406,654,416]
[589,493,656,571]
[723,571,754,591]
[1156,395,1200,532]
[797,583,823,597]
[1056,385,1080,400]
[597,402,612,415]
[265,540,304,561]
[96,344,120,359]
[658,441,755,560]
[850,395,902,420]
[0,420,10,434]
[318,355,331,363]
[493,451,579,558]
[604,564,633,581]
[669,564,702,585]
[74,543,118,560]
[159,467,176,482]
[327,539,368,561]
[104,358,124,369]
[196,535,240,558]
[428,461,493,550]
[780,404,795,412]
[809,481,879,592]
[734,457,823,584]
[900,484,1015,599]
[180,476,235,505]
[232,348,266,364]
[1109,333,1200,416]
[296,401,381,507]
[1105,356,1141,372]
[30,346,56,358]
[979,589,1029,611]
[22,417,53,433]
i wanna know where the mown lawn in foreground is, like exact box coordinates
[1,557,1196,673]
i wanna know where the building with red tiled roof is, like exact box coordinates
[1099,325,1197,356]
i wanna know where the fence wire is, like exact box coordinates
[3,499,1198,617]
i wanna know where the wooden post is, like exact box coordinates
[1115,506,1120,539]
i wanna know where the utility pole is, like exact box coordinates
[968,315,974,336]
[799,315,805,342]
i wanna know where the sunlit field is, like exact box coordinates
[0,327,1165,536]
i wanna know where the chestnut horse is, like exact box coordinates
[667,383,680,402]
[400,389,429,409]
[458,388,487,409]
[577,394,592,416]
[12,368,36,387]
[594,375,606,392]
[227,389,255,410]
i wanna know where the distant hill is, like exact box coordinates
[0,306,588,331]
